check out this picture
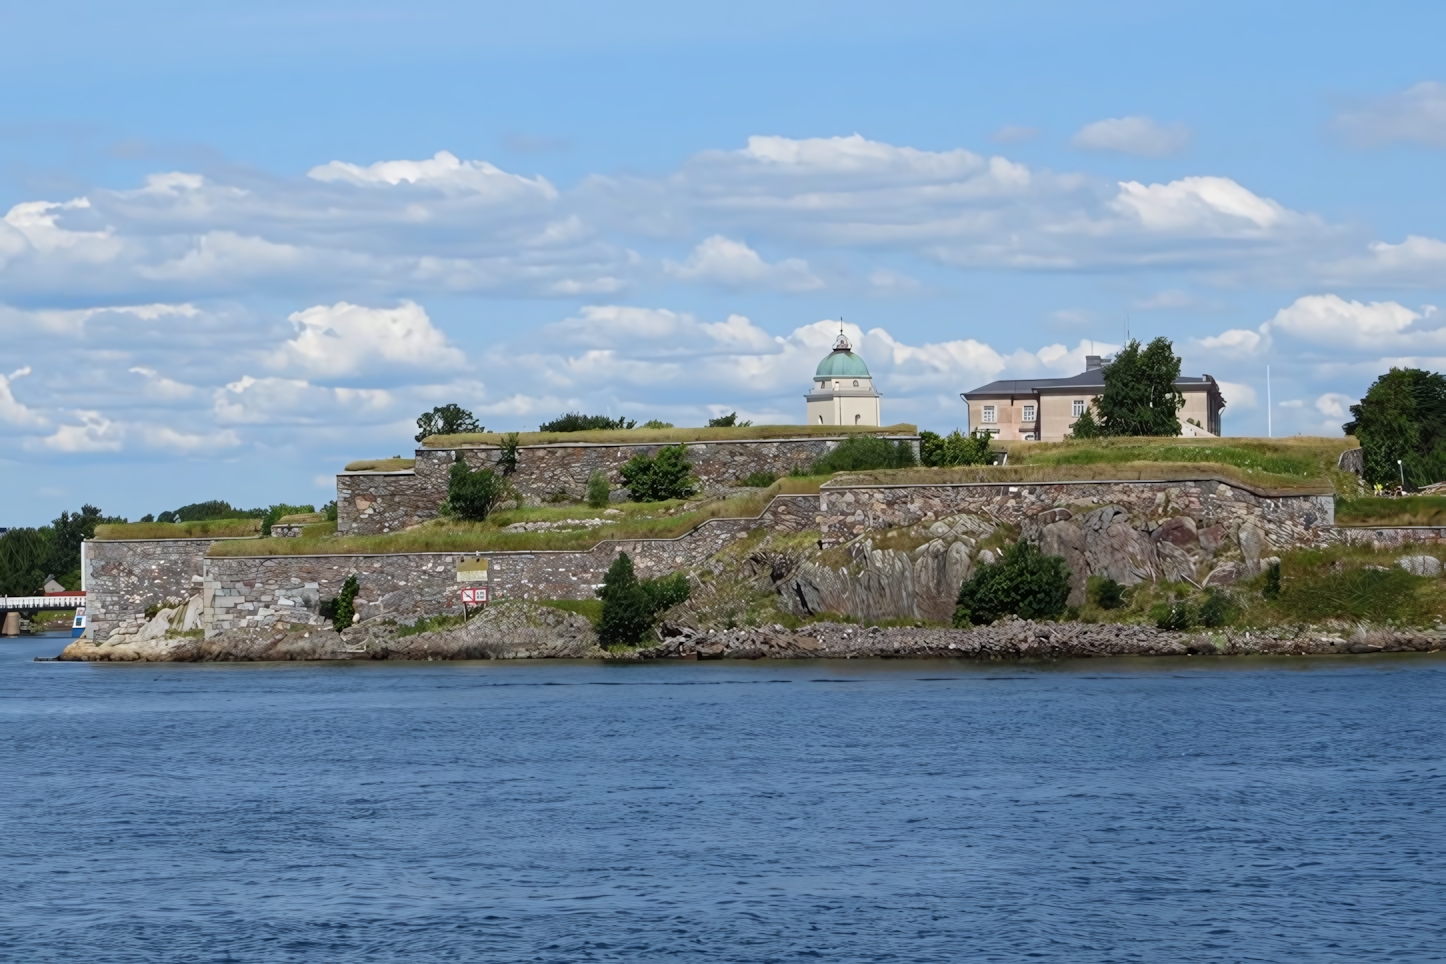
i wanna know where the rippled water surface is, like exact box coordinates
[3,637,1445,962]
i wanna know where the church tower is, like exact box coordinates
[805,331,882,426]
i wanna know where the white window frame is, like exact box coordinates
[1022,404,1036,422]
[981,404,997,423]
[1072,399,1086,417]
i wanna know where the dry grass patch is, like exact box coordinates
[828,461,1334,495]
[1336,495,1446,527]
[421,423,919,448]
[96,519,262,540]
[343,458,416,472]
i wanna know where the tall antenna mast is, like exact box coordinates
[1267,365,1273,438]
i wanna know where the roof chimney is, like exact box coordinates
[1085,355,1103,371]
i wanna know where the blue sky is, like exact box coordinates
[3,0,1445,524]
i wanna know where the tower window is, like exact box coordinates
[853,380,859,387]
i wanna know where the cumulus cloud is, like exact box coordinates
[1112,177,1287,234]
[1264,294,1427,350]
[308,150,558,200]
[1072,117,1192,157]
[130,367,196,399]
[1193,328,1266,357]
[1332,81,1446,148]
[1217,381,1258,409]
[215,375,393,425]
[664,235,822,291]
[269,301,465,377]
[0,366,45,427]
[1316,393,1355,419]
[32,411,123,453]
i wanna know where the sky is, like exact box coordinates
[3,0,1446,524]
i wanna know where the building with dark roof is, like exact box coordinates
[960,355,1225,442]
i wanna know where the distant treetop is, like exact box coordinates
[539,412,636,432]
[416,404,482,442]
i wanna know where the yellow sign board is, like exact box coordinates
[455,558,489,583]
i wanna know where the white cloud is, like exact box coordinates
[0,366,45,427]
[138,425,241,453]
[1278,399,1303,408]
[308,150,558,200]
[1316,393,1355,419]
[130,367,196,399]
[1332,81,1446,148]
[1112,177,1286,233]
[269,301,465,377]
[1072,117,1192,157]
[1217,381,1258,409]
[215,375,393,425]
[1193,328,1266,357]
[664,235,822,291]
[1265,294,1424,350]
[32,411,123,452]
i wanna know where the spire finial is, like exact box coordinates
[833,318,851,353]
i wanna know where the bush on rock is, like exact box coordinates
[953,541,1071,626]
[596,552,692,648]
[448,460,506,521]
[620,445,695,502]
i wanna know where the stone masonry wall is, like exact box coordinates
[337,437,916,535]
[817,477,1335,553]
[86,538,257,641]
[202,493,822,636]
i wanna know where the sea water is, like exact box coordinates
[2,635,1444,962]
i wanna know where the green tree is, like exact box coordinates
[322,575,360,631]
[620,445,696,502]
[919,429,993,467]
[261,503,315,537]
[595,553,691,648]
[640,419,674,429]
[0,528,54,596]
[586,469,611,508]
[1086,337,1185,437]
[539,412,636,432]
[448,460,506,520]
[953,541,1072,626]
[415,404,482,443]
[802,435,917,475]
[496,432,521,475]
[707,411,753,428]
[1342,367,1446,488]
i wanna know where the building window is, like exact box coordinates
[853,380,859,387]
[982,405,997,423]
[1072,399,1085,417]
[1022,404,1036,422]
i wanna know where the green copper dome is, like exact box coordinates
[815,333,871,378]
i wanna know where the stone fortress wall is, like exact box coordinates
[84,474,1446,644]
[338,435,920,536]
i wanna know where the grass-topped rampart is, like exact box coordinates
[207,489,780,557]
[96,519,262,540]
[419,423,919,448]
[828,461,1335,496]
[342,458,416,472]
[999,435,1355,478]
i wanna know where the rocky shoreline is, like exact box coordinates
[54,600,1446,663]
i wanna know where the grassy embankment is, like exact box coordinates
[419,423,919,448]
[96,519,262,540]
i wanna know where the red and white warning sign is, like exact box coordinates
[460,586,489,606]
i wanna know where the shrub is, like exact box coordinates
[1090,576,1126,610]
[953,541,1072,626]
[740,470,778,488]
[497,432,520,475]
[322,575,360,631]
[919,429,993,467]
[323,500,338,523]
[540,412,636,432]
[595,554,691,648]
[586,470,611,508]
[620,445,695,502]
[804,435,918,475]
[1263,560,1282,600]
[1152,601,1195,631]
[262,503,315,536]
[415,403,481,442]
[708,412,753,428]
[1199,589,1235,628]
[448,460,506,521]
[641,419,674,429]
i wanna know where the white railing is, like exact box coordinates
[1,594,84,610]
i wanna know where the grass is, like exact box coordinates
[828,462,1335,495]
[1336,495,1446,527]
[343,458,416,472]
[396,612,468,636]
[275,512,327,525]
[421,423,919,448]
[208,490,782,557]
[538,598,604,625]
[96,519,262,540]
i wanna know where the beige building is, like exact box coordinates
[805,333,882,426]
[961,355,1225,442]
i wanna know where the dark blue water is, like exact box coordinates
[3,636,1444,963]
